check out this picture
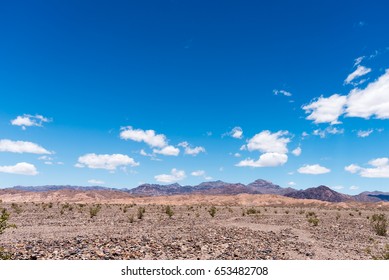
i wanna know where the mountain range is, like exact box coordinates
[7,179,389,203]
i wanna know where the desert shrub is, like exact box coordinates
[137,207,145,220]
[246,208,257,215]
[128,214,134,223]
[208,206,217,218]
[299,209,305,215]
[285,210,289,214]
[308,216,319,226]
[336,212,341,221]
[0,208,16,235]
[89,204,101,218]
[371,213,388,236]
[306,211,316,218]
[11,203,23,214]
[165,205,174,218]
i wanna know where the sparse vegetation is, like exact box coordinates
[370,213,388,236]
[165,205,174,218]
[137,207,145,220]
[246,208,258,215]
[128,214,135,223]
[89,204,102,218]
[11,203,23,214]
[0,208,16,260]
[306,211,319,226]
[208,206,217,217]
[336,212,341,221]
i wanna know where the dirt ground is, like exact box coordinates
[1,201,389,260]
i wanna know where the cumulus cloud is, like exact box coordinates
[0,162,38,175]
[297,164,330,174]
[153,145,180,156]
[11,114,51,130]
[292,147,302,156]
[304,70,389,124]
[344,65,371,85]
[191,170,205,176]
[88,179,105,185]
[346,70,389,119]
[302,94,347,125]
[288,181,296,186]
[273,89,292,97]
[178,141,206,156]
[76,153,139,170]
[0,139,51,154]
[155,168,186,183]
[236,153,288,167]
[120,126,167,148]
[244,130,290,154]
[229,127,243,139]
[345,158,389,178]
[357,129,373,138]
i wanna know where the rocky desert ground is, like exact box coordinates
[1,190,389,260]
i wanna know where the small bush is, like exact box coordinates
[0,208,16,235]
[308,216,319,226]
[371,213,388,236]
[165,205,174,218]
[11,203,23,214]
[128,214,134,223]
[306,211,316,218]
[208,206,217,217]
[246,208,257,215]
[336,212,341,221]
[89,204,101,218]
[137,207,145,220]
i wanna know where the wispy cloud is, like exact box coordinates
[344,65,371,85]
[273,89,292,97]
[11,114,51,130]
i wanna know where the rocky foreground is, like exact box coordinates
[1,200,389,260]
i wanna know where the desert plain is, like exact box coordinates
[1,189,389,260]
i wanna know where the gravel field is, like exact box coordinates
[1,201,389,260]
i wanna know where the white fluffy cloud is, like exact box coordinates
[153,145,180,156]
[76,153,139,170]
[244,130,290,154]
[191,170,205,176]
[292,147,302,156]
[178,141,206,156]
[297,164,330,175]
[302,94,347,125]
[236,153,288,167]
[288,181,296,186]
[345,158,389,178]
[357,129,373,138]
[346,70,389,119]
[120,126,167,148]
[230,127,243,139]
[11,114,51,130]
[0,162,38,176]
[273,89,292,97]
[155,168,186,183]
[344,65,371,85]
[304,70,389,124]
[88,179,105,185]
[0,139,51,154]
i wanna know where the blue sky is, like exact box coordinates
[1,0,389,194]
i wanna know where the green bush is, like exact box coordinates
[89,204,101,218]
[208,206,217,217]
[371,213,388,236]
[165,205,174,218]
